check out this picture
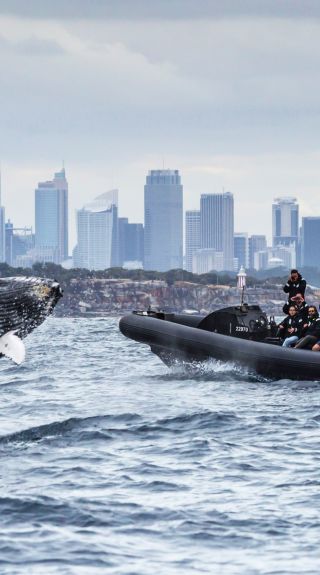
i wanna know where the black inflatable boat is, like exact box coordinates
[119,304,320,380]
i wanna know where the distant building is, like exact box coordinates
[0,173,5,263]
[118,217,144,268]
[200,192,234,271]
[272,197,299,247]
[192,248,224,275]
[35,167,68,263]
[234,233,249,270]
[73,190,118,271]
[5,222,35,267]
[185,210,200,272]
[249,235,267,269]
[272,197,299,266]
[301,217,320,269]
[144,169,183,271]
[0,206,5,263]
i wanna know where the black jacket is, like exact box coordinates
[302,316,320,338]
[282,301,309,321]
[283,275,306,301]
[278,315,304,339]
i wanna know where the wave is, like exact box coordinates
[0,409,240,447]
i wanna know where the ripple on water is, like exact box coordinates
[0,317,320,574]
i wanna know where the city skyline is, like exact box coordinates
[1,2,320,247]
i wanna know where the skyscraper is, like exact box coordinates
[144,169,183,271]
[301,217,320,269]
[272,197,299,248]
[35,167,68,263]
[73,190,118,271]
[118,217,144,267]
[185,210,200,272]
[234,233,249,270]
[0,171,5,263]
[248,235,267,269]
[200,192,234,271]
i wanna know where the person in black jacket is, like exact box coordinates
[294,306,320,349]
[277,305,304,347]
[283,269,307,313]
[289,293,309,322]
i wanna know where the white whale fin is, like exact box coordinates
[0,331,26,364]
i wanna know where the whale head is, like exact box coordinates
[0,276,62,342]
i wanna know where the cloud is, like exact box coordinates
[1,8,320,249]
[0,0,320,20]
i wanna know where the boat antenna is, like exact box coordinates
[237,265,247,308]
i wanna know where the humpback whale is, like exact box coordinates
[0,276,62,364]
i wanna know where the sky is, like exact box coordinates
[1,0,320,249]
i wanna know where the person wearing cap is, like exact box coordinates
[283,269,307,314]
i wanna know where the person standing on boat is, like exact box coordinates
[283,269,307,313]
[277,305,304,347]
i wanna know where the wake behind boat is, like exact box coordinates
[0,276,62,364]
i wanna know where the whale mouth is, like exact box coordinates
[0,276,63,340]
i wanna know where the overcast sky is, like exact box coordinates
[1,0,320,248]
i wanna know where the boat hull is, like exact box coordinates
[119,314,320,380]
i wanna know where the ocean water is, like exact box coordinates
[1,317,320,575]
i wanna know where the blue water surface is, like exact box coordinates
[0,317,320,575]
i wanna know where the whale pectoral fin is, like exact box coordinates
[0,331,26,364]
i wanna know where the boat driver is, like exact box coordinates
[283,269,307,314]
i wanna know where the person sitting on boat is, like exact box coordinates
[287,293,309,322]
[294,306,320,349]
[283,269,307,314]
[277,305,304,348]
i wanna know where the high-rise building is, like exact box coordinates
[35,167,68,263]
[185,210,200,272]
[200,192,234,271]
[234,233,248,270]
[144,169,183,271]
[0,172,5,263]
[5,222,34,267]
[272,197,299,248]
[301,217,320,269]
[119,217,144,267]
[248,235,267,269]
[73,190,118,271]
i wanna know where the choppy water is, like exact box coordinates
[1,317,320,574]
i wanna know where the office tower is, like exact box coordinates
[5,221,13,265]
[5,221,34,267]
[144,169,183,271]
[185,210,200,272]
[234,233,249,270]
[73,190,118,270]
[123,223,144,266]
[35,167,68,263]
[200,192,234,271]
[0,172,5,263]
[118,218,144,267]
[301,217,320,269]
[248,235,267,269]
[118,217,129,266]
[272,197,299,248]
[192,248,224,275]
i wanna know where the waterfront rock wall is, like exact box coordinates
[55,278,318,317]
